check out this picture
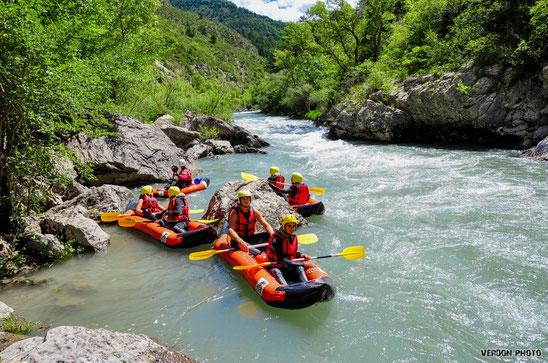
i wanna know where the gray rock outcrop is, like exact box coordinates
[42,210,110,253]
[522,136,548,161]
[67,113,201,185]
[327,64,548,149]
[0,301,14,320]
[188,114,270,148]
[203,179,307,234]
[0,326,195,362]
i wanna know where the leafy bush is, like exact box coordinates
[1,314,41,334]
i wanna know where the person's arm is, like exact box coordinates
[227,211,248,252]
[135,199,144,214]
[255,210,274,235]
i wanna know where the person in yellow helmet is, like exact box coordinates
[267,166,285,189]
[159,186,190,233]
[266,214,312,284]
[227,189,274,254]
[269,172,310,205]
[136,185,165,220]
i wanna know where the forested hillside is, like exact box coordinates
[253,0,547,118]
[170,0,286,57]
[0,0,265,234]
[120,4,266,122]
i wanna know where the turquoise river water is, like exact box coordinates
[1,112,547,361]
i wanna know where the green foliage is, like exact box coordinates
[1,314,40,334]
[0,0,159,232]
[304,109,322,120]
[198,125,221,140]
[456,79,470,96]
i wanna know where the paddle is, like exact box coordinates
[233,245,365,270]
[101,209,205,222]
[188,233,319,261]
[118,217,219,227]
[241,172,325,195]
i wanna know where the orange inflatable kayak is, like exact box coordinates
[214,234,335,309]
[153,178,210,198]
[292,198,325,217]
[122,209,217,248]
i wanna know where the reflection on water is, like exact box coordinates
[1,112,547,361]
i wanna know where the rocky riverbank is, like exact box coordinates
[0,111,270,358]
[320,63,548,159]
[1,301,196,362]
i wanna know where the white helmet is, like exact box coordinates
[179,158,186,166]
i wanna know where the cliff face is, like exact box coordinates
[324,64,548,149]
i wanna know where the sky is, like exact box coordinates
[228,0,358,22]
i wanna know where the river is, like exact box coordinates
[1,112,547,361]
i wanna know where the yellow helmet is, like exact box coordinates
[141,185,153,195]
[291,172,303,183]
[281,214,298,230]
[237,189,252,202]
[270,166,280,176]
[168,186,181,197]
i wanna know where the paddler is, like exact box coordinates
[159,186,190,233]
[269,172,310,205]
[175,158,192,188]
[266,214,313,285]
[227,189,274,254]
[135,185,165,221]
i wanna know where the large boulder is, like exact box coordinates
[187,114,270,148]
[523,135,548,161]
[67,113,201,185]
[0,326,195,362]
[46,184,134,221]
[159,124,202,148]
[327,64,548,149]
[203,180,307,234]
[42,209,110,253]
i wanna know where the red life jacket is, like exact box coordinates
[229,203,256,238]
[164,196,190,222]
[266,231,298,262]
[177,168,192,187]
[140,194,162,214]
[288,183,310,205]
[271,174,285,189]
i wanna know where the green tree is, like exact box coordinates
[0,0,159,233]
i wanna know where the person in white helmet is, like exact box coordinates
[175,158,192,188]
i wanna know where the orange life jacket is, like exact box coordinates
[164,196,190,222]
[266,231,298,262]
[288,183,310,205]
[139,194,162,214]
[229,203,256,238]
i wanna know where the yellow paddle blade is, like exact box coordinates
[241,172,261,181]
[189,209,204,214]
[192,218,219,224]
[338,246,365,260]
[118,218,140,227]
[296,233,318,245]
[189,249,225,261]
[233,261,272,270]
[309,187,325,195]
[100,212,124,222]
